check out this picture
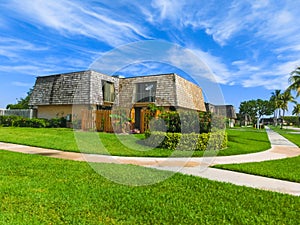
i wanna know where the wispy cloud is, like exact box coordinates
[1,0,300,93]
[5,0,150,47]
[0,37,48,59]
[0,57,89,76]
[191,49,233,84]
[146,0,300,47]
[232,59,300,90]
[149,0,300,90]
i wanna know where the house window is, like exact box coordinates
[136,82,157,102]
[102,81,115,102]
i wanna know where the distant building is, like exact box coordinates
[205,103,237,127]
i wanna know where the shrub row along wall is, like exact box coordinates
[144,130,227,151]
[146,109,226,134]
[0,115,66,128]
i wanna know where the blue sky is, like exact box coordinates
[0,0,299,114]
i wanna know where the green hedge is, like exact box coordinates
[147,110,220,134]
[144,130,227,151]
[0,116,67,128]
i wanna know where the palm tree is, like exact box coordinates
[270,89,282,126]
[280,91,296,128]
[292,103,300,126]
[288,66,300,97]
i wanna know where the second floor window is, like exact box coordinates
[136,82,157,102]
[102,81,115,102]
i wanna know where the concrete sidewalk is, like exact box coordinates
[284,126,300,131]
[1,126,300,196]
[148,127,300,196]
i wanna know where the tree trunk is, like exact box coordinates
[257,116,260,129]
[281,110,285,129]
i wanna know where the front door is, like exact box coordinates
[134,107,141,130]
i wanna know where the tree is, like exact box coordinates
[292,103,300,126]
[287,66,300,97]
[6,88,33,109]
[239,100,257,125]
[279,90,296,128]
[270,90,282,126]
[239,99,273,128]
[255,99,274,129]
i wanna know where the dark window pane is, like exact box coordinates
[136,82,156,102]
[102,81,115,102]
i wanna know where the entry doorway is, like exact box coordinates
[134,107,142,130]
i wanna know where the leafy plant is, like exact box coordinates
[144,130,227,151]
[0,115,67,128]
[110,109,131,133]
[147,108,214,134]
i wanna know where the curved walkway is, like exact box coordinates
[1,126,300,196]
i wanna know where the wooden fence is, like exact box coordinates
[81,109,113,132]
[140,109,147,133]
[81,108,152,133]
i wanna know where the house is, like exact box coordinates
[29,70,206,130]
[205,103,237,127]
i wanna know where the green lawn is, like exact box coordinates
[214,126,300,182]
[0,127,270,157]
[1,150,299,224]
[214,156,300,183]
[220,127,270,155]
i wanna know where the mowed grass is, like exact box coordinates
[217,127,270,156]
[214,126,300,182]
[214,156,300,183]
[0,127,270,157]
[1,150,299,224]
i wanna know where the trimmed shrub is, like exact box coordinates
[150,110,214,134]
[13,117,47,128]
[0,115,19,127]
[0,116,67,128]
[144,130,227,151]
[47,117,67,128]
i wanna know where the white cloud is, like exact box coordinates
[232,60,261,73]
[6,0,150,47]
[151,0,186,22]
[1,0,300,93]
[0,65,43,75]
[231,59,300,90]
[0,37,48,59]
[145,0,300,49]
[192,50,233,84]
[0,59,87,76]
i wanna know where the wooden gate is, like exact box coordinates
[81,108,158,133]
[140,109,151,133]
[140,109,161,133]
[81,109,113,132]
[95,110,113,132]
